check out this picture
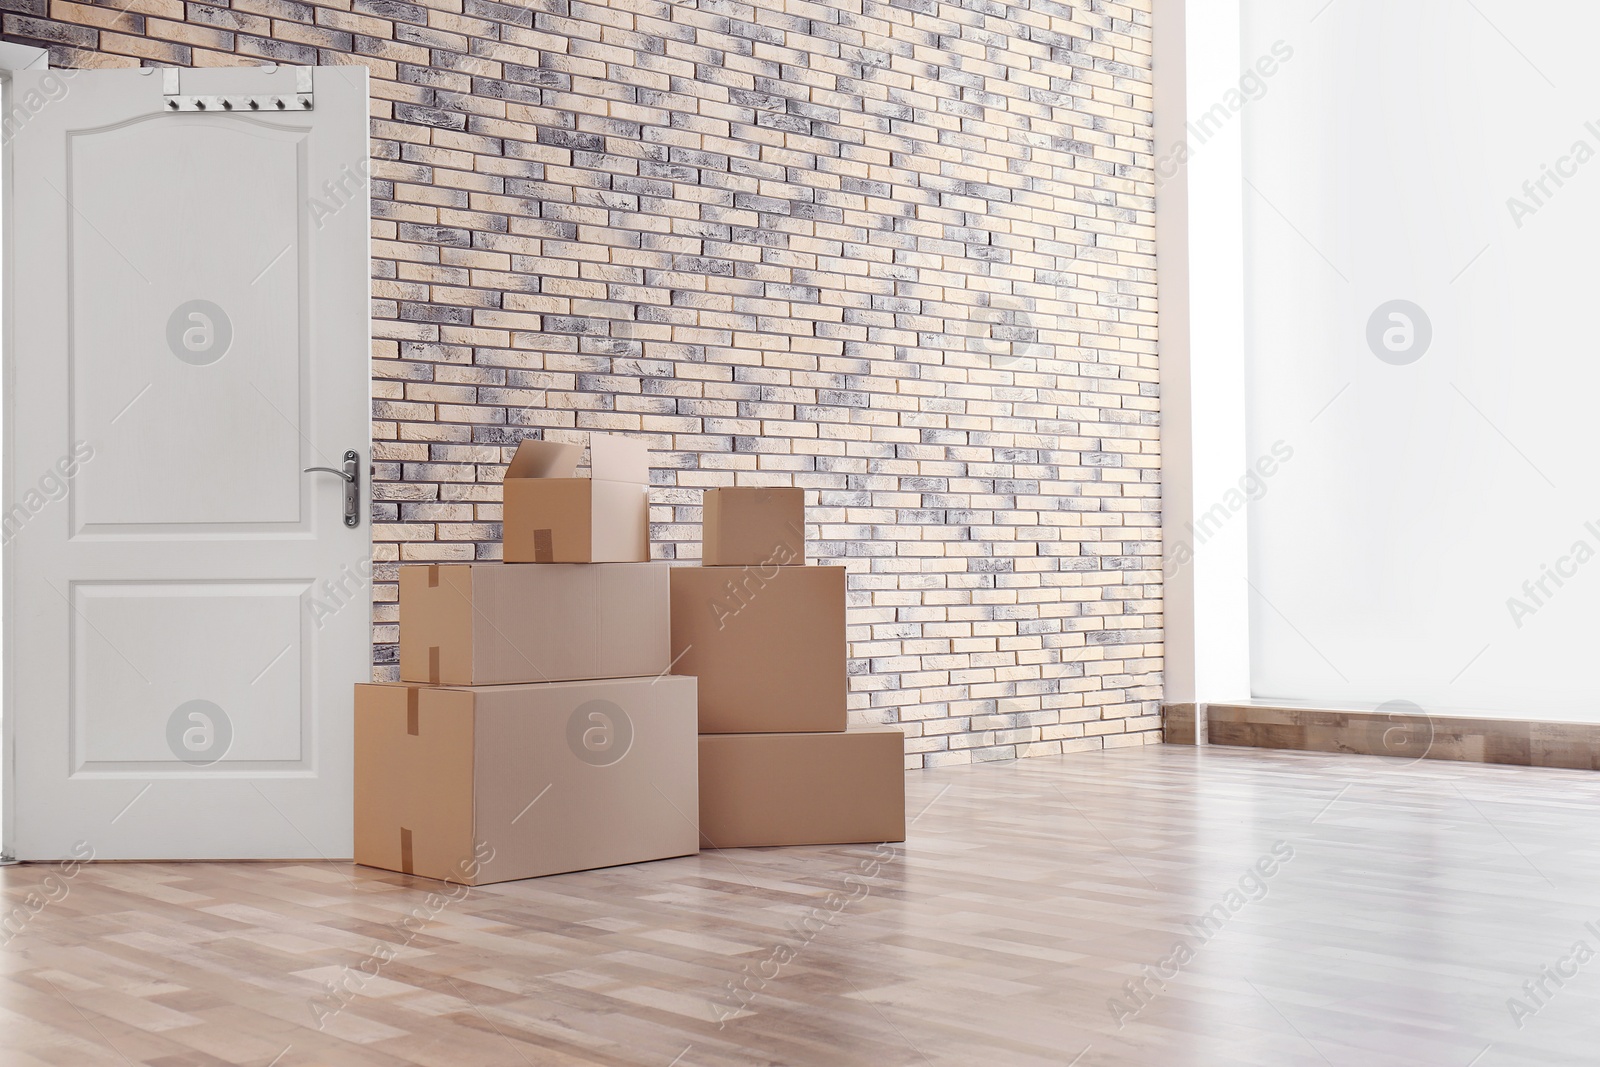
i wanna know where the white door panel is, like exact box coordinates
[70,115,306,531]
[75,582,307,766]
[5,65,370,860]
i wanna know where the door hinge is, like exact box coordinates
[163,67,313,113]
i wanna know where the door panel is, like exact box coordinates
[5,65,371,860]
[74,581,307,768]
[69,116,306,532]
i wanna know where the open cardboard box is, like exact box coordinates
[355,676,699,884]
[399,562,670,686]
[502,433,650,563]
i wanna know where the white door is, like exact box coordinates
[3,65,371,860]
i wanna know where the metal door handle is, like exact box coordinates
[304,450,361,528]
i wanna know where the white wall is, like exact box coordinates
[1242,0,1600,720]
[1155,0,1252,709]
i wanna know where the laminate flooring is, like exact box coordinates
[5,745,1599,1066]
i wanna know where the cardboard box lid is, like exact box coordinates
[504,433,649,486]
[506,438,582,479]
[588,433,650,485]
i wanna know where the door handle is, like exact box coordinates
[304,450,361,528]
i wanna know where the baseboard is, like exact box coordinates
[1187,703,1600,770]
[1162,702,1201,745]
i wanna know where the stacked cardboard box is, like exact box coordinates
[354,434,699,885]
[674,488,907,848]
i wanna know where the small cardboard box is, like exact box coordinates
[355,676,700,884]
[702,487,806,567]
[698,728,906,848]
[669,565,847,733]
[400,562,669,686]
[503,433,650,563]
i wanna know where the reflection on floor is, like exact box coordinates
[5,745,1599,1066]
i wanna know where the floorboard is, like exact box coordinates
[5,746,1599,1066]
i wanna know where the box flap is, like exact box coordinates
[506,438,582,480]
[588,433,650,485]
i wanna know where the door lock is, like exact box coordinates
[303,450,361,528]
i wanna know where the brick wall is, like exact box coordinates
[7,0,1163,766]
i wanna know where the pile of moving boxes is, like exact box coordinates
[355,433,905,884]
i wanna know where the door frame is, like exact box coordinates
[0,41,53,866]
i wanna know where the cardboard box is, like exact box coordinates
[702,487,806,567]
[669,565,847,733]
[503,433,650,563]
[400,562,669,686]
[698,729,906,848]
[355,676,700,884]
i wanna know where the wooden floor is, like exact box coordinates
[5,745,1600,1066]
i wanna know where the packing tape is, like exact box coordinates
[428,646,440,685]
[399,828,413,875]
[533,529,554,563]
[426,564,439,588]
[406,688,419,736]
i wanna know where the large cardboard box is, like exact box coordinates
[669,565,847,733]
[503,433,650,563]
[698,729,906,848]
[355,676,700,884]
[400,562,669,686]
[702,487,805,567]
